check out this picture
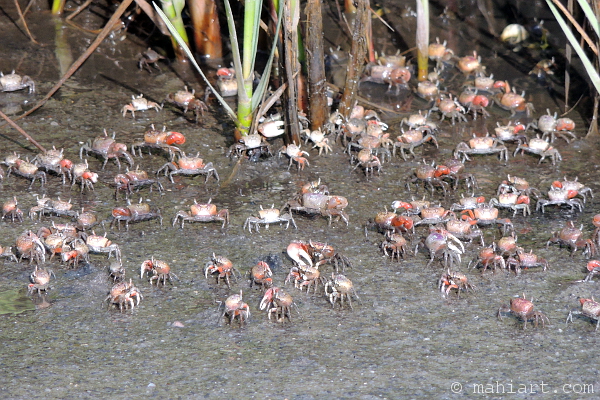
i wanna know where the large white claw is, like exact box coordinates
[287,242,313,266]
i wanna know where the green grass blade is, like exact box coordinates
[546,0,600,94]
[224,0,248,103]
[153,4,237,121]
[577,0,600,38]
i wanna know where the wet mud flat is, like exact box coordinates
[0,1,600,398]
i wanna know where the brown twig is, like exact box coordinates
[14,0,38,44]
[550,0,598,55]
[0,110,45,152]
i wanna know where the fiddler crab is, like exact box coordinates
[400,110,438,132]
[104,279,143,312]
[28,266,55,295]
[114,166,164,199]
[285,263,324,294]
[513,136,561,165]
[61,238,90,267]
[260,287,297,323]
[0,244,17,262]
[445,216,485,246]
[438,270,475,298]
[32,147,72,184]
[468,245,506,272]
[493,81,535,117]
[583,260,600,282]
[3,155,46,188]
[121,94,162,118]
[457,51,485,76]
[415,227,465,268]
[450,195,486,213]
[227,134,272,161]
[493,122,527,143]
[302,128,332,155]
[393,128,439,161]
[2,196,23,223]
[279,143,310,171]
[173,198,229,229]
[110,199,162,231]
[458,89,491,120]
[0,70,35,93]
[367,209,415,236]
[489,191,531,217]
[243,204,297,233]
[566,297,600,331]
[324,273,359,310]
[497,175,541,199]
[506,249,548,275]
[432,94,467,125]
[405,160,451,196]
[204,254,240,288]
[461,205,514,235]
[70,159,99,193]
[454,134,508,164]
[380,232,409,261]
[80,129,134,169]
[546,221,595,257]
[216,67,237,97]
[86,232,121,261]
[360,56,411,94]
[536,188,583,213]
[219,291,250,327]
[140,258,177,286]
[165,86,207,123]
[157,152,219,183]
[137,48,166,72]
[497,294,549,329]
[287,240,352,272]
[284,192,349,226]
[352,149,381,179]
[413,205,455,227]
[428,37,454,68]
[131,125,186,161]
[29,196,79,220]
[107,260,125,282]
[552,176,593,203]
[16,230,46,264]
[415,79,440,102]
[534,108,577,143]
[249,261,273,290]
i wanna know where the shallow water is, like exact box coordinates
[1,1,600,399]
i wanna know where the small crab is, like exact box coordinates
[227,134,272,161]
[28,266,55,294]
[546,221,595,257]
[461,205,514,235]
[457,51,485,75]
[324,273,359,310]
[285,264,325,293]
[70,160,99,193]
[249,261,273,290]
[0,70,35,93]
[493,122,527,143]
[438,270,475,297]
[110,200,162,231]
[104,279,143,311]
[279,143,310,170]
[393,129,438,160]
[287,240,352,272]
[137,48,166,72]
[173,198,229,229]
[454,134,508,164]
[468,245,506,272]
[260,287,297,322]
[29,196,78,220]
[445,216,485,246]
[2,196,23,223]
[552,176,593,203]
[352,149,381,179]
[432,94,467,125]
[80,129,134,169]
[61,238,90,267]
[506,249,548,275]
[535,109,577,143]
[497,175,541,199]
[361,62,411,94]
[140,258,177,285]
[216,67,238,97]
[16,230,45,264]
[302,128,332,155]
[157,152,219,183]
[219,291,250,327]
[450,195,486,212]
[416,227,465,268]
[107,260,125,282]
[400,110,437,131]
[86,232,121,261]
[165,86,208,123]
[493,81,535,116]
[131,125,185,161]
[513,136,562,165]
[32,147,72,184]
[114,167,164,199]
[285,192,349,225]
[204,254,239,288]
[121,94,162,118]
[405,160,450,196]
[6,157,46,188]
[380,232,409,261]
[416,79,440,102]
[567,298,600,331]
[497,294,549,329]
[243,205,296,233]
[584,260,600,282]
[536,188,583,213]
[489,192,531,216]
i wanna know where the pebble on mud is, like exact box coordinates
[172,320,185,328]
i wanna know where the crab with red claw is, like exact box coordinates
[32,147,72,184]
[566,298,600,331]
[461,205,514,235]
[279,143,310,171]
[414,205,455,227]
[352,149,381,179]
[450,195,486,213]
[324,273,359,310]
[534,109,577,143]
[204,254,240,288]
[493,81,535,117]
[121,94,162,118]
[432,94,468,125]
[28,266,55,295]
[70,160,98,193]
[552,176,593,203]
[2,196,23,223]
[513,136,562,165]
[493,122,527,143]
[61,238,90,267]
[219,291,250,327]
[506,249,548,275]
[439,270,475,298]
[445,216,485,246]
[243,205,297,233]
[173,198,229,229]
[79,129,134,170]
[141,258,177,286]
[110,199,162,231]
[536,188,583,213]
[497,294,549,329]
[454,134,509,164]
[393,129,439,160]
[381,232,409,261]
[104,279,143,312]
[157,152,219,184]
[435,158,478,194]
[165,86,208,123]
[546,221,596,258]
[249,261,273,290]
[130,125,185,161]
[489,192,531,217]
[86,232,121,262]
[260,287,298,323]
[227,134,272,161]
[405,160,450,196]
[284,192,349,226]
[468,245,506,272]
[416,227,465,268]
[583,260,600,282]
[0,70,35,93]
[497,175,541,199]
[114,167,164,199]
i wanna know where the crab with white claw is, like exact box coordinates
[324,273,359,310]
[489,192,531,217]
[227,134,272,161]
[287,240,352,272]
[219,291,250,327]
[260,287,297,323]
[165,86,207,123]
[243,205,297,233]
[121,94,162,118]
[416,227,465,268]
[157,152,219,183]
[302,128,332,155]
[104,279,143,312]
[536,188,584,213]
[393,129,438,160]
[114,167,164,199]
[131,125,185,161]
[173,199,229,229]
[279,143,310,170]
[257,114,285,138]
[454,135,508,164]
[284,192,349,226]
[497,294,549,329]
[80,129,134,170]
[29,196,79,220]
[86,232,121,261]
[205,254,239,288]
[0,70,35,93]
[552,177,593,203]
[140,258,177,286]
[352,149,381,179]
[567,298,600,331]
[438,270,475,298]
